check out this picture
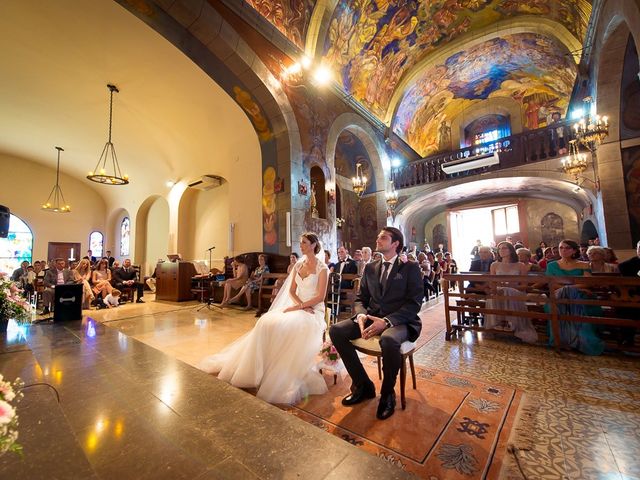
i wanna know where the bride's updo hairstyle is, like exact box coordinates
[301,232,321,254]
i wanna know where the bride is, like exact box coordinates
[199,232,329,404]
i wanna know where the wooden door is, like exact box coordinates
[47,242,81,263]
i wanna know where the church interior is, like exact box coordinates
[1,1,640,478]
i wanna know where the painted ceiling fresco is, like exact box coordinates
[245,0,316,48]
[322,0,591,119]
[393,33,578,157]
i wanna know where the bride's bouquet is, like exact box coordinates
[0,374,23,457]
[0,277,31,324]
[320,340,340,366]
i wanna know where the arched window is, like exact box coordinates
[120,217,130,257]
[463,114,511,147]
[0,214,33,275]
[89,231,104,258]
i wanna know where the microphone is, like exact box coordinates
[206,246,215,251]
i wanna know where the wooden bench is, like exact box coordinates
[256,273,288,315]
[442,273,640,353]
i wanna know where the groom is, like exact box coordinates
[330,227,423,420]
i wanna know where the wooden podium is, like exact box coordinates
[156,262,197,302]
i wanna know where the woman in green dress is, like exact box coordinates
[545,239,604,355]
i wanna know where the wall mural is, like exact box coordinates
[323,0,590,120]
[393,33,577,156]
[245,0,316,48]
[622,146,640,244]
[262,166,278,246]
[338,190,379,251]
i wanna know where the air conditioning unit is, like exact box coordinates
[187,175,224,191]
[441,151,500,175]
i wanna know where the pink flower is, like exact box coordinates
[0,400,15,425]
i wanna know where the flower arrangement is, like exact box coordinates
[320,340,340,366]
[0,374,23,457]
[0,277,31,324]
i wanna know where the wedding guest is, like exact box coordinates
[105,250,116,267]
[287,253,299,274]
[330,227,423,420]
[102,289,122,309]
[324,249,335,272]
[113,259,145,303]
[10,261,29,282]
[617,240,640,345]
[578,244,589,262]
[603,247,618,264]
[42,258,74,314]
[86,249,97,264]
[535,241,547,261]
[335,246,358,289]
[220,256,249,307]
[92,259,113,299]
[73,258,94,308]
[228,254,270,310]
[587,246,618,273]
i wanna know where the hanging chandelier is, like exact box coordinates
[42,146,71,213]
[351,162,368,198]
[573,97,609,148]
[87,84,129,185]
[561,140,590,179]
[385,178,398,214]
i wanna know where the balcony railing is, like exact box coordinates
[391,121,576,189]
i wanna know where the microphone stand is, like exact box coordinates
[195,246,218,311]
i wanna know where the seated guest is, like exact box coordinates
[86,249,97,264]
[228,254,270,310]
[146,265,158,293]
[220,256,249,307]
[587,246,618,273]
[617,240,640,345]
[535,241,547,261]
[42,258,75,314]
[113,259,144,303]
[538,247,555,271]
[603,247,618,264]
[92,259,113,299]
[546,240,604,355]
[468,246,494,294]
[73,258,94,308]
[578,244,589,261]
[444,252,458,274]
[484,242,537,343]
[20,265,36,295]
[10,261,29,283]
[517,248,542,272]
[418,252,435,298]
[110,260,121,273]
[335,246,358,288]
[353,249,366,276]
[324,250,335,272]
[372,252,383,262]
[619,240,640,277]
[286,253,299,274]
[105,250,116,268]
[33,261,45,279]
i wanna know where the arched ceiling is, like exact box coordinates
[397,176,592,226]
[244,0,592,155]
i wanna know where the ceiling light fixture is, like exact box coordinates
[352,162,368,198]
[42,146,71,213]
[87,84,129,185]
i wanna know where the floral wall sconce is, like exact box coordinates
[298,179,308,196]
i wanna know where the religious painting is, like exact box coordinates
[620,35,640,140]
[244,0,315,49]
[432,224,448,253]
[323,0,590,119]
[298,179,308,196]
[541,213,564,247]
[359,197,378,249]
[233,86,273,143]
[622,146,640,243]
[262,167,277,246]
[392,33,577,156]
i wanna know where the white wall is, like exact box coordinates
[0,153,106,261]
[144,198,169,276]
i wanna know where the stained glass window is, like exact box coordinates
[120,217,130,256]
[0,214,33,275]
[89,231,104,258]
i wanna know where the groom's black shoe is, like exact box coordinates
[376,392,396,420]
[341,382,376,406]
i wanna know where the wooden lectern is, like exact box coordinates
[156,262,197,301]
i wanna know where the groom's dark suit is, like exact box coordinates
[330,257,423,398]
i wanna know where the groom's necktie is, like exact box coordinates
[380,261,392,286]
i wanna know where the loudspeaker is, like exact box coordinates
[0,205,9,238]
[53,284,83,322]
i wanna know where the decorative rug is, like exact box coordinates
[281,360,522,479]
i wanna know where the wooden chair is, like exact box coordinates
[349,336,417,410]
[256,273,288,315]
[117,265,141,303]
[326,273,361,322]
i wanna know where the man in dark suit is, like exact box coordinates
[105,250,116,268]
[618,240,640,345]
[113,259,144,303]
[10,261,29,282]
[42,258,75,314]
[334,246,358,288]
[618,240,640,277]
[330,227,423,420]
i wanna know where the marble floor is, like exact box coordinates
[93,296,640,480]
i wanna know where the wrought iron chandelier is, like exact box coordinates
[42,146,71,213]
[351,162,367,198]
[561,140,590,179]
[385,178,399,214]
[573,97,609,148]
[87,84,129,185]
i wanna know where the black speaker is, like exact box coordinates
[53,284,83,322]
[0,205,9,238]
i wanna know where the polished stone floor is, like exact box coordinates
[2,296,639,479]
[93,296,640,480]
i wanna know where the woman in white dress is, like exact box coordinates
[484,241,538,343]
[199,232,329,404]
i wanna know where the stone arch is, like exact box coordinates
[581,219,599,244]
[135,195,170,276]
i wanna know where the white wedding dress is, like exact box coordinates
[199,260,328,404]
